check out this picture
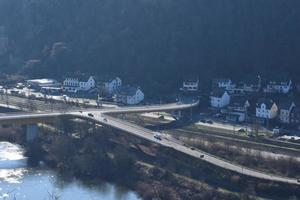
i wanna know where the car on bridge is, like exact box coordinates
[154,132,162,140]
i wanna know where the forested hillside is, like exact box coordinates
[0,0,300,93]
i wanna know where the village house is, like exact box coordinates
[263,79,292,94]
[278,100,296,124]
[228,96,250,113]
[242,76,261,93]
[63,75,96,93]
[98,77,122,95]
[290,107,300,126]
[212,78,234,90]
[255,98,278,119]
[210,89,231,108]
[115,85,144,105]
[181,77,199,92]
[225,96,250,122]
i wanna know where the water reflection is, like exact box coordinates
[0,142,140,200]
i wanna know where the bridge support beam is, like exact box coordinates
[26,124,39,142]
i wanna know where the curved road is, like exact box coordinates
[0,101,299,185]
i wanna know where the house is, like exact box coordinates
[63,75,96,93]
[278,100,296,124]
[264,80,292,94]
[210,89,231,108]
[212,78,234,90]
[115,86,144,105]
[255,98,278,119]
[27,78,61,91]
[225,97,251,122]
[290,107,300,125]
[242,76,261,93]
[182,77,199,92]
[98,77,122,95]
[228,96,250,113]
[226,83,245,95]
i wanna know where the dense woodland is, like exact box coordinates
[1,0,300,94]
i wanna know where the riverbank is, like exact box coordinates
[23,120,300,200]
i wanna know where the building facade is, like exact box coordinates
[63,76,96,93]
[210,90,231,108]
[279,101,296,124]
[264,80,292,94]
[182,77,199,92]
[256,98,278,119]
[98,77,122,95]
[115,86,144,105]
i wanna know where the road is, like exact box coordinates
[0,99,299,185]
[76,112,300,185]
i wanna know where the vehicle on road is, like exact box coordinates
[206,120,213,124]
[190,147,195,150]
[154,132,162,140]
[158,115,164,120]
[297,179,300,183]
[200,155,204,158]
[79,111,83,113]
[88,113,94,117]
[200,119,206,123]
[103,118,108,122]
[238,128,246,133]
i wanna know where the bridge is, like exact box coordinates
[0,97,299,186]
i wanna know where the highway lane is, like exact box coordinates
[0,101,299,185]
[84,113,300,186]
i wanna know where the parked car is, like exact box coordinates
[88,113,94,117]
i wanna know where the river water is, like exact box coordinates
[0,142,140,200]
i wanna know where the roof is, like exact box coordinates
[267,79,291,86]
[229,96,248,107]
[256,98,275,109]
[117,86,140,96]
[27,79,59,85]
[183,76,199,83]
[211,89,227,98]
[213,78,231,84]
[65,72,93,82]
[97,76,120,83]
[277,99,295,110]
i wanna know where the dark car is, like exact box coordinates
[158,115,165,120]
[190,147,195,150]
[200,155,204,158]
[200,119,206,123]
[88,113,94,117]
[206,120,213,124]
[238,128,246,133]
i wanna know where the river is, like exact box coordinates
[0,142,141,200]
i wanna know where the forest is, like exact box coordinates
[0,0,300,93]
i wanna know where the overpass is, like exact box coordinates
[0,101,299,186]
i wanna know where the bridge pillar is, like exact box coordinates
[26,124,39,142]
